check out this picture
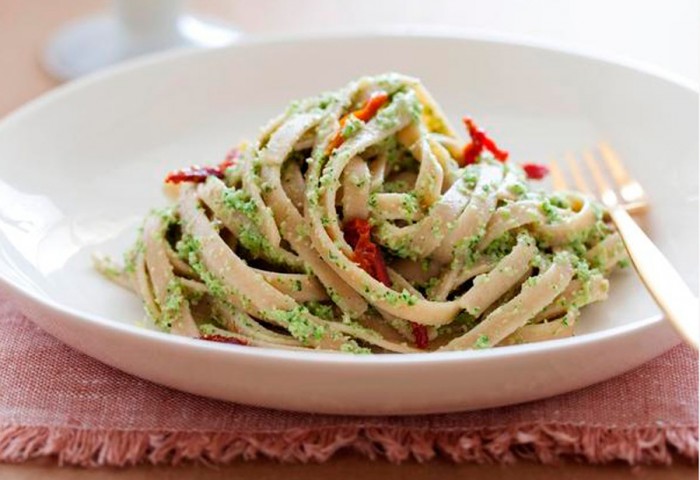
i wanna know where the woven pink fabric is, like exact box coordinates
[0,299,696,467]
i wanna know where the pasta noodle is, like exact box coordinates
[95,74,627,353]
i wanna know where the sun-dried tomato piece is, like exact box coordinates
[462,142,482,166]
[522,163,550,180]
[343,217,370,250]
[164,166,223,184]
[353,91,390,122]
[355,239,392,288]
[461,117,509,166]
[199,334,248,346]
[164,149,238,184]
[343,218,427,349]
[343,218,392,288]
[411,323,429,350]
[327,91,390,154]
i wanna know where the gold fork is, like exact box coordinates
[550,143,698,349]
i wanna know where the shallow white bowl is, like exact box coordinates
[0,32,696,415]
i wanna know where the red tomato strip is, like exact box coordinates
[522,163,550,180]
[461,117,509,166]
[343,218,392,287]
[327,91,390,154]
[165,149,238,184]
[353,91,390,122]
[411,323,429,350]
[342,218,428,349]
[200,334,248,346]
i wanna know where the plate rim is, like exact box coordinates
[0,273,669,364]
[0,28,690,365]
[1,27,697,131]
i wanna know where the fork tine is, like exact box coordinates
[565,153,592,194]
[582,150,618,207]
[548,159,568,191]
[598,142,648,210]
[582,151,610,192]
[599,142,631,186]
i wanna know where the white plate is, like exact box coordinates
[0,32,696,415]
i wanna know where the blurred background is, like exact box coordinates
[1,0,698,116]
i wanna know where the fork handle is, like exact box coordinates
[610,206,699,349]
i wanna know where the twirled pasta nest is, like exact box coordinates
[96,73,626,353]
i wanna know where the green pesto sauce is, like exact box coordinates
[483,231,516,261]
[295,223,310,240]
[196,264,228,300]
[617,258,630,269]
[222,188,258,219]
[151,207,178,237]
[176,234,201,262]
[474,334,491,349]
[326,287,344,307]
[235,224,292,268]
[368,192,378,209]
[340,340,372,354]
[540,199,560,223]
[454,229,484,267]
[549,194,570,209]
[199,323,219,336]
[238,225,266,256]
[98,259,122,280]
[341,115,363,139]
[462,168,479,190]
[319,166,335,188]
[508,183,527,196]
[401,192,419,216]
[560,308,578,327]
[574,258,594,283]
[573,258,598,305]
[268,306,325,345]
[375,109,400,131]
[159,278,185,330]
[177,235,229,301]
[422,276,439,296]
[381,136,400,165]
[304,301,335,320]
[408,95,423,121]
[351,175,367,188]
[374,90,420,130]
[379,233,418,260]
[567,237,588,258]
[383,288,419,306]
[455,310,479,329]
[123,237,145,274]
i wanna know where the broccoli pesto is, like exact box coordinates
[268,306,326,345]
[97,72,623,356]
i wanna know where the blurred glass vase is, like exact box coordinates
[44,0,239,81]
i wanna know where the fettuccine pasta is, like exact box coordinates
[96,74,626,353]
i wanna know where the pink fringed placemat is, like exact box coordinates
[0,300,697,467]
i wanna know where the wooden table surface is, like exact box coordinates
[0,1,696,478]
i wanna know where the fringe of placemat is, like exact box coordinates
[0,424,696,467]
